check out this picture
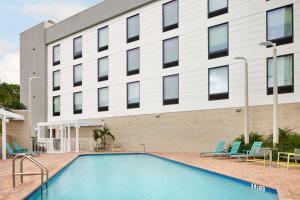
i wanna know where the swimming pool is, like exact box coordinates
[26,154,278,200]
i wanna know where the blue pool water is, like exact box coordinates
[27,154,277,200]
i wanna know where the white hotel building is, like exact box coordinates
[19,0,300,153]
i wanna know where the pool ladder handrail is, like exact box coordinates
[12,153,49,192]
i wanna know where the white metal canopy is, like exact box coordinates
[0,108,24,160]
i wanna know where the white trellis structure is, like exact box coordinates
[0,108,24,160]
[37,120,100,153]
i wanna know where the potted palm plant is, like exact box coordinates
[92,124,115,152]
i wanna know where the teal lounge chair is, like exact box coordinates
[13,141,29,153]
[230,141,263,160]
[200,141,225,156]
[212,141,241,157]
[6,143,17,157]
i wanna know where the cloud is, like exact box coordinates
[0,52,20,84]
[0,40,18,57]
[21,1,89,22]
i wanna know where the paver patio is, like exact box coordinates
[0,152,299,200]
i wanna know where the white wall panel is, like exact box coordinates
[47,0,300,122]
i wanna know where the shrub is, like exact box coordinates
[233,132,264,152]
[231,128,300,160]
[265,128,300,160]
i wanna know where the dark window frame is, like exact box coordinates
[98,87,109,112]
[52,70,60,91]
[266,53,294,95]
[266,4,293,46]
[127,14,140,43]
[163,74,179,105]
[52,96,60,116]
[208,22,229,59]
[52,44,60,66]
[73,36,82,60]
[73,64,82,87]
[127,47,140,76]
[208,65,229,101]
[163,36,179,68]
[127,81,140,109]
[73,92,82,114]
[162,0,179,32]
[207,0,228,18]
[98,26,109,52]
[98,56,109,82]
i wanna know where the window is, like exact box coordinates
[267,54,293,95]
[98,57,109,81]
[267,5,293,46]
[127,48,140,75]
[127,81,140,109]
[163,37,179,68]
[98,26,109,52]
[53,96,60,116]
[163,74,179,105]
[98,87,109,111]
[127,14,140,43]
[208,66,229,100]
[163,0,178,32]
[53,45,60,66]
[208,23,228,59]
[73,92,82,114]
[73,36,82,59]
[73,64,82,87]
[208,0,228,18]
[53,70,60,91]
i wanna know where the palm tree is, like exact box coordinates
[92,124,115,151]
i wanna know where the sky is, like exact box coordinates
[0,0,100,84]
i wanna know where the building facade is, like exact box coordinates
[20,0,300,153]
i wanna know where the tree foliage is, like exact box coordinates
[0,82,26,110]
[0,82,26,135]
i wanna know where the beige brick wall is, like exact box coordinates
[75,103,300,153]
[4,103,300,153]
[5,111,31,150]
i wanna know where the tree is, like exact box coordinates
[0,82,26,135]
[0,82,26,110]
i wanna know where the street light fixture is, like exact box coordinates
[259,41,278,145]
[234,57,249,144]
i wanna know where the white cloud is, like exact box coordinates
[0,52,20,84]
[21,2,88,22]
[0,40,18,57]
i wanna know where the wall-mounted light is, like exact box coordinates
[235,108,242,113]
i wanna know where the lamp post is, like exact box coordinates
[28,77,40,137]
[234,57,249,144]
[259,41,278,145]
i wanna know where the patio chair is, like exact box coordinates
[212,141,241,157]
[13,141,29,153]
[230,141,263,161]
[277,148,300,170]
[6,143,17,157]
[200,141,225,156]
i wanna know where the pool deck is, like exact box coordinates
[0,152,299,200]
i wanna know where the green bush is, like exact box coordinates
[233,132,264,152]
[265,128,300,160]
[231,128,300,160]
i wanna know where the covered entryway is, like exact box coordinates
[0,108,24,160]
[37,120,99,153]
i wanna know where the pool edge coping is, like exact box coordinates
[23,152,278,200]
